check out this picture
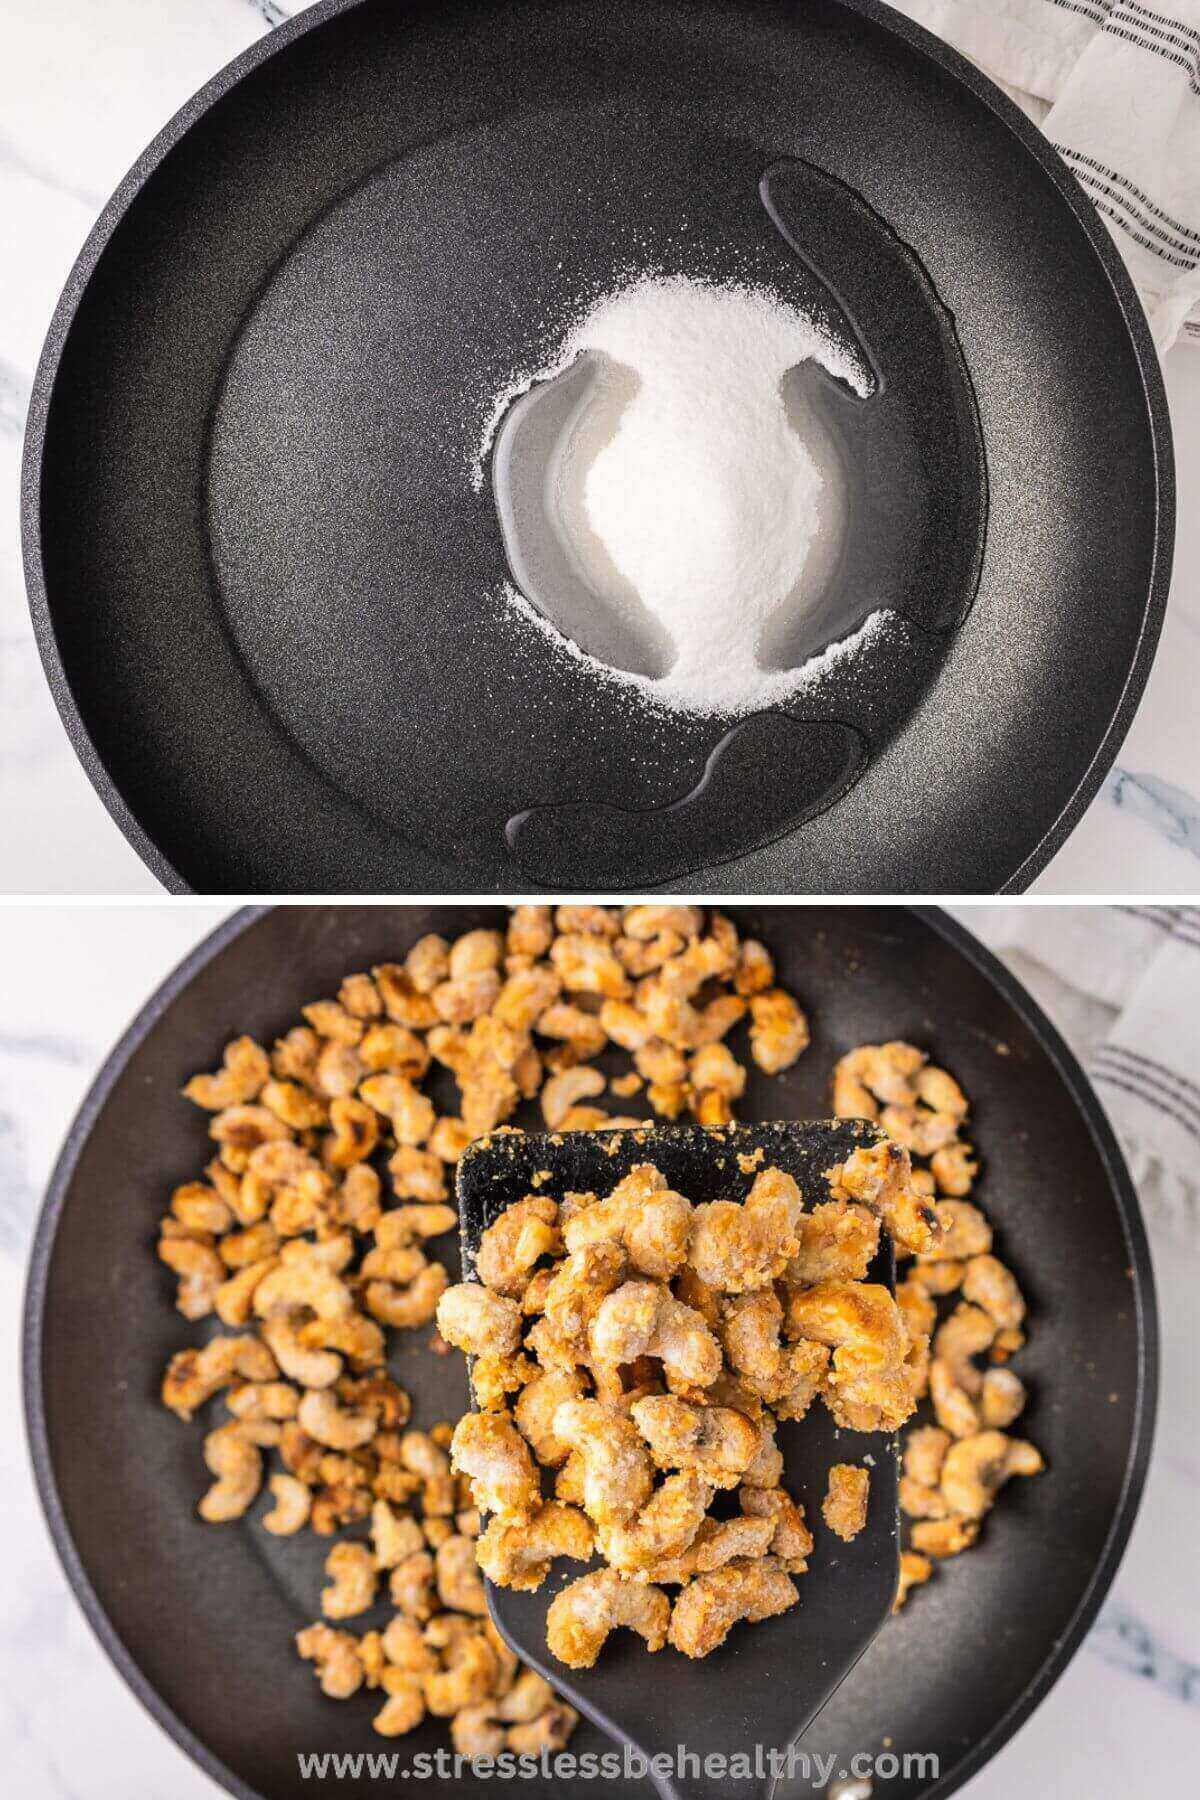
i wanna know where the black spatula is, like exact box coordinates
[457,1122,901,1800]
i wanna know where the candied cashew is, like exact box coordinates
[551,933,631,999]
[390,1549,438,1619]
[326,1096,380,1168]
[748,989,809,1074]
[829,1140,941,1256]
[374,1670,427,1738]
[931,1141,978,1196]
[541,1065,606,1130]
[183,1037,270,1110]
[371,1500,425,1568]
[260,1315,342,1389]
[962,1254,1025,1331]
[263,1473,312,1535]
[546,1569,670,1669]
[476,1502,594,1591]
[551,1398,655,1528]
[253,1249,354,1321]
[162,1332,277,1419]
[689,1167,803,1293]
[436,1284,523,1357]
[893,1550,933,1611]
[158,1229,224,1321]
[298,1388,377,1451]
[981,1367,1027,1428]
[198,1421,269,1521]
[668,1556,798,1659]
[424,1633,497,1715]
[910,1515,981,1558]
[822,1464,869,1541]
[449,1411,540,1520]
[721,1288,829,1419]
[476,1196,561,1295]
[514,1367,587,1465]
[738,1486,813,1570]
[588,1281,721,1391]
[630,1393,760,1488]
[436,1533,488,1615]
[784,1280,915,1433]
[360,1074,436,1146]
[170,1181,234,1236]
[939,1430,1044,1519]
[322,1541,378,1619]
[561,1165,692,1280]
[366,1262,449,1329]
[599,1470,713,1573]
[925,1200,992,1261]
[296,1623,364,1699]
[787,1201,880,1287]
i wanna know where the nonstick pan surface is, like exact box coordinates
[22,0,1172,894]
[24,906,1157,1799]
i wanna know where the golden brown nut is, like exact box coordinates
[748,990,809,1074]
[668,1556,798,1658]
[162,1333,278,1419]
[689,1167,803,1293]
[822,1464,869,1541]
[720,1289,830,1419]
[893,1550,933,1611]
[476,1503,594,1591]
[562,1165,693,1281]
[784,1280,916,1432]
[738,1486,813,1571]
[588,1281,721,1390]
[909,1515,981,1558]
[322,1541,378,1619]
[197,1420,271,1521]
[546,1569,670,1668]
[961,1254,1025,1331]
[939,1430,1044,1518]
[599,1470,713,1573]
[630,1393,760,1487]
[828,1140,941,1256]
[296,1623,364,1698]
[449,1411,540,1520]
[183,1037,271,1111]
[475,1197,561,1295]
[435,1533,489,1615]
[436,1284,523,1357]
[551,1398,655,1527]
[786,1201,880,1287]
[513,1368,587,1466]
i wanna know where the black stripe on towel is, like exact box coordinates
[1058,149,1200,259]
[1095,1044,1200,1128]
[1122,1,1200,60]
[1093,1064,1200,1148]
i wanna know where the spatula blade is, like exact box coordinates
[457,1123,901,1800]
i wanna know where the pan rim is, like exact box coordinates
[18,0,1175,897]
[21,901,1159,1800]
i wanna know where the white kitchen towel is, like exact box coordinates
[967,906,1200,1239]
[893,1,1200,353]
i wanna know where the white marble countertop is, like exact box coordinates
[1,0,1198,896]
[1,901,1197,1797]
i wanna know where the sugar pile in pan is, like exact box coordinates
[478,273,886,717]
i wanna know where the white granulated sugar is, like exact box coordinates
[480,273,881,717]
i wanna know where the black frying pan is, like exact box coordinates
[22,0,1172,895]
[23,906,1157,1799]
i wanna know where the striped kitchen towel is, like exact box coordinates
[892,1,1200,353]
[966,906,1200,1239]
